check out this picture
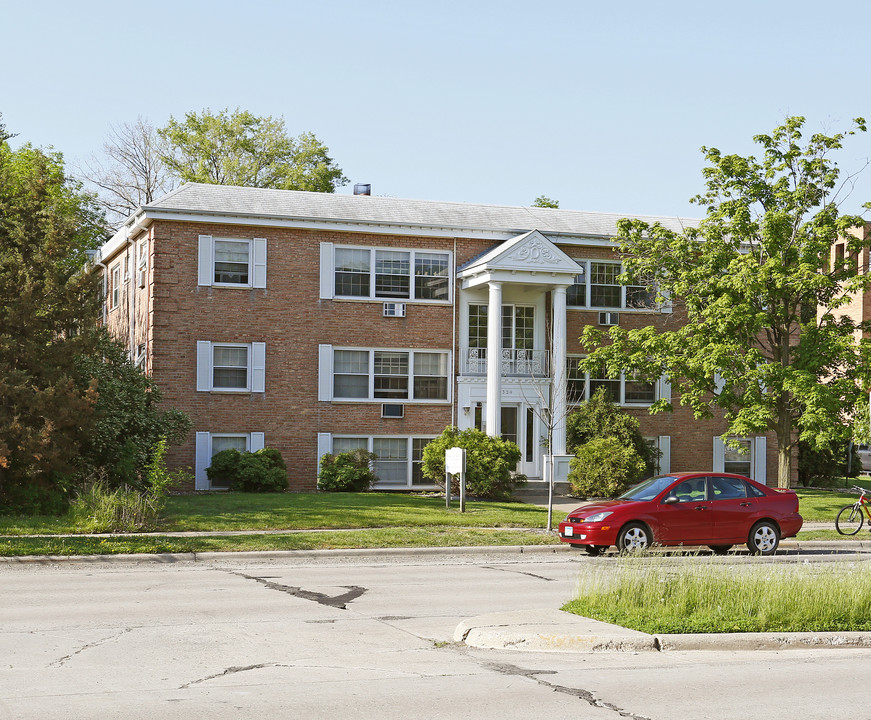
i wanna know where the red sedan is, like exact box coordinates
[558,472,803,556]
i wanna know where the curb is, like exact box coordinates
[0,543,574,564]
[456,609,871,653]
[4,537,871,564]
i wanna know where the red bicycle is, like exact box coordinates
[835,486,871,535]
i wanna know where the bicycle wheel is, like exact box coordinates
[836,504,864,535]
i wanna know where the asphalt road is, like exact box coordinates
[2,548,870,720]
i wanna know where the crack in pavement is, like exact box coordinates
[482,566,556,582]
[180,663,291,688]
[48,628,132,668]
[484,662,653,720]
[230,571,366,609]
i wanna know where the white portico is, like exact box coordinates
[456,230,583,478]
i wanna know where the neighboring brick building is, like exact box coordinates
[95,183,778,490]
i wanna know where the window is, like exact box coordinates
[330,436,437,488]
[331,348,449,401]
[198,235,266,288]
[331,246,450,301]
[209,435,249,489]
[566,356,656,405]
[214,240,250,284]
[197,341,266,393]
[723,438,753,476]
[710,475,748,500]
[213,345,249,390]
[469,304,535,349]
[195,431,264,490]
[713,436,765,483]
[567,260,656,310]
[110,264,121,309]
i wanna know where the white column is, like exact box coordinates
[551,285,568,455]
[486,281,502,437]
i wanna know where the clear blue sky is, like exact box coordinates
[3,0,870,219]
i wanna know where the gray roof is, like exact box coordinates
[142,183,698,238]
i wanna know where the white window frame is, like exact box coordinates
[321,243,452,303]
[198,235,267,289]
[196,341,266,393]
[194,431,265,490]
[110,264,121,310]
[565,355,659,407]
[567,259,658,312]
[713,436,767,484]
[325,346,451,403]
[329,435,438,489]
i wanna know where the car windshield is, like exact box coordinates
[617,475,678,502]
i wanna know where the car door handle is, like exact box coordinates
[740,502,752,507]
[694,506,707,511]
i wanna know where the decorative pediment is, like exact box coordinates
[458,230,583,288]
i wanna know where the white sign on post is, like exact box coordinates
[445,447,466,474]
[445,447,467,512]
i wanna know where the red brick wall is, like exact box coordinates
[107,219,791,490]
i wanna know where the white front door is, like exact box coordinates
[475,402,541,478]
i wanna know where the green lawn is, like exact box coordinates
[1,484,869,558]
[0,527,559,557]
[0,492,550,536]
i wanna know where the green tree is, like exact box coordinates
[158,108,348,192]
[73,332,192,489]
[0,134,105,512]
[532,195,559,208]
[566,387,658,475]
[578,116,871,488]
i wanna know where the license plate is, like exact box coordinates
[564,526,573,536]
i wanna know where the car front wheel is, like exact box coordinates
[617,523,651,552]
[747,520,780,556]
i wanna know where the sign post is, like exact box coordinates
[445,447,467,513]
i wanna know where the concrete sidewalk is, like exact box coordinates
[455,608,871,653]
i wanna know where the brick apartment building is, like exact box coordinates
[95,183,778,491]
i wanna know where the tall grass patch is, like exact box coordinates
[563,555,871,633]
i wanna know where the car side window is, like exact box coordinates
[710,475,747,500]
[674,479,707,503]
[746,482,766,498]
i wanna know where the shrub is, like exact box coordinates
[421,427,524,500]
[568,436,647,498]
[566,388,658,475]
[74,332,192,490]
[318,449,377,492]
[70,438,191,532]
[206,447,288,492]
[798,439,859,487]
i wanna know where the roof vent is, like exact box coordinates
[354,183,371,196]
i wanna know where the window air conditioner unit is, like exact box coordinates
[383,302,406,318]
[137,269,147,289]
[598,312,619,326]
[381,404,404,418]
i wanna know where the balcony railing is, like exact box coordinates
[461,348,549,377]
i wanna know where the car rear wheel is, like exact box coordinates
[617,523,651,552]
[708,545,732,555]
[747,520,780,556]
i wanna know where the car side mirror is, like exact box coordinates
[663,495,679,504]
